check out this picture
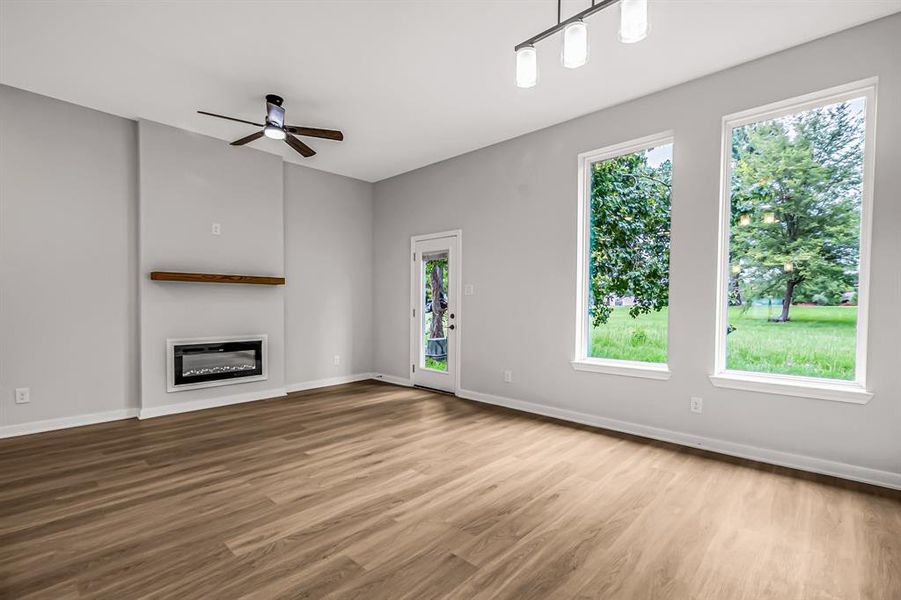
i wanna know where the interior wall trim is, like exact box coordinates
[1,375,392,438]
[0,408,139,439]
[138,387,288,419]
[371,373,414,387]
[286,373,375,393]
[455,387,901,491]
[8,377,895,492]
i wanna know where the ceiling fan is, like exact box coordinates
[198,94,343,158]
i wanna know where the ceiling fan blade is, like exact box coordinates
[198,110,264,127]
[230,131,264,146]
[285,134,316,157]
[285,126,344,141]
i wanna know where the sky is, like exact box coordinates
[645,143,673,169]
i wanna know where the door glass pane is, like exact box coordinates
[422,251,449,371]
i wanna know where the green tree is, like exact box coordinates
[424,258,448,339]
[730,101,863,322]
[589,149,672,326]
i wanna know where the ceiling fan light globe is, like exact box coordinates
[264,125,286,140]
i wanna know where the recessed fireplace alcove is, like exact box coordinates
[137,120,286,413]
[166,335,268,392]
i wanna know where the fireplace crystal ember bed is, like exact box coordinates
[167,335,267,391]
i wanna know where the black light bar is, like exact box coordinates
[514,0,622,52]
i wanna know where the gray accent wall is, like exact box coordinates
[284,163,373,385]
[0,85,139,426]
[137,120,287,412]
[371,15,901,476]
[0,92,375,429]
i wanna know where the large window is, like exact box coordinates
[713,82,875,401]
[574,133,673,378]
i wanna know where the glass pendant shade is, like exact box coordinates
[515,46,538,88]
[619,0,648,44]
[562,20,588,68]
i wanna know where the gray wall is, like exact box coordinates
[0,85,139,427]
[138,120,286,411]
[0,94,375,429]
[284,163,373,385]
[1,16,898,483]
[372,15,901,475]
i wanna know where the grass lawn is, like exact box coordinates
[425,356,447,370]
[589,305,857,380]
[423,312,448,371]
[727,305,856,380]
[589,308,668,363]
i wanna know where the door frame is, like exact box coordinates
[410,229,462,394]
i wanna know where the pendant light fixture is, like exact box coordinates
[619,0,648,44]
[515,45,538,88]
[562,20,589,68]
[515,0,649,88]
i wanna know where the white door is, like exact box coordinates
[411,232,460,393]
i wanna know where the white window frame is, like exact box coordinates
[573,131,674,380]
[710,79,877,404]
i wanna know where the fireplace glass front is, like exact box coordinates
[172,339,264,387]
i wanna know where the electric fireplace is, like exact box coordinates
[166,335,268,391]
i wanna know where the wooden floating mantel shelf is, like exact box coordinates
[150,271,285,285]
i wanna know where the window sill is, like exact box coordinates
[708,371,873,404]
[571,359,671,380]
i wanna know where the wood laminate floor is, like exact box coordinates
[1,381,899,599]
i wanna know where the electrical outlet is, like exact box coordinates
[333,355,341,366]
[690,396,703,414]
[211,223,221,235]
[464,284,475,296]
[503,370,512,383]
[15,388,30,404]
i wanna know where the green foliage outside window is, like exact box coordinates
[729,101,864,323]
[588,147,672,328]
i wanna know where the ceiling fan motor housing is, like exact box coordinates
[265,95,286,129]
[197,94,341,159]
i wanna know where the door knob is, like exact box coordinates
[449,324,456,330]
[449,313,455,319]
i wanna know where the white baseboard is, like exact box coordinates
[0,408,139,439]
[139,387,287,419]
[2,375,381,435]
[286,373,375,393]
[11,381,894,491]
[456,387,901,491]
[370,373,413,387]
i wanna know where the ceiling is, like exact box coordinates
[2,1,898,182]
